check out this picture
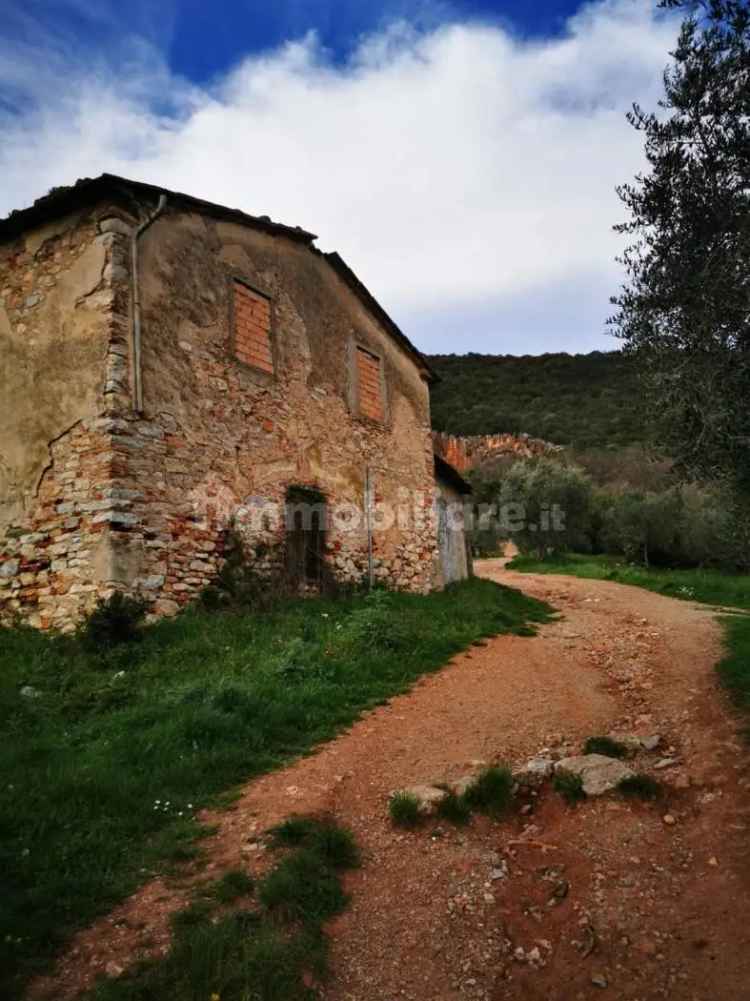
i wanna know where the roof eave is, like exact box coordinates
[0,174,435,382]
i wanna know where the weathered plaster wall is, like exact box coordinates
[0,207,134,628]
[436,477,471,586]
[108,208,440,612]
[1,196,441,628]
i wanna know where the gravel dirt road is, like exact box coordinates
[34,560,750,1001]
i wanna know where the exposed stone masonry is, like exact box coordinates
[1,189,443,630]
[432,431,562,474]
[0,207,135,629]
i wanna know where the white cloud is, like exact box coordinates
[0,0,680,353]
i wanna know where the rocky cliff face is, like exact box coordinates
[432,432,562,473]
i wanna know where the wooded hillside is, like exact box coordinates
[427,351,642,449]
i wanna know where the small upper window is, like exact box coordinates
[356,346,384,421]
[233,280,273,375]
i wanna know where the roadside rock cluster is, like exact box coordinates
[392,733,664,814]
[553,755,634,796]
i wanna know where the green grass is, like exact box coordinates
[553,770,586,804]
[388,791,422,828]
[717,615,750,729]
[463,765,514,817]
[268,815,360,869]
[0,577,551,999]
[508,553,750,610]
[209,869,255,905]
[436,790,472,825]
[88,816,357,1001]
[257,848,348,925]
[618,774,662,800]
[584,735,629,759]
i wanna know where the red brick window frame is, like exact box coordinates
[232,279,274,375]
[355,345,385,422]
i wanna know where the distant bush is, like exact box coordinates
[600,485,746,570]
[497,458,593,559]
[602,489,683,566]
[477,452,747,570]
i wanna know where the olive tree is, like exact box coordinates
[611,0,750,494]
[498,459,593,559]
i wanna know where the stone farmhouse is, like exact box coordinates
[0,175,470,630]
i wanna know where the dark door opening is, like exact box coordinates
[285,487,327,588]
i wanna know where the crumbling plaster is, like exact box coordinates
[0,204,133,628]
[0,233,108,529]
[1,192,444,629]
[117,208,440,606]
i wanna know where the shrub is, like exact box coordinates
[274,638,315,682]
[197,584,225,611]
[388,791,422,828]
[463,766,514,817]
[308,822,360,870]
[618,774,661,800]
[583,736,628,759]
[268,815,321,847]
[436,790,472,825]
[553,770,586,804]
[345,590,409,652]
[80,592,148,650]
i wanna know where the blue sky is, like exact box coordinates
[6,1,584,82]
[1,1,681,355]
[156,1,586,81]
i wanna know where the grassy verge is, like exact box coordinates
[717,616,750,730]
[89,815,357,1001]
[0,578,550,999]
[508,552,750,610]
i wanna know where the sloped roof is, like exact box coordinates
[0,174,436,382]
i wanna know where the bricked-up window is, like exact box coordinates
[233,280,273,375]
[356,346,384,421]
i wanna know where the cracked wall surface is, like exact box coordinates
[0,205,133,628]
[1,198,443,630]
[112,208,441,613]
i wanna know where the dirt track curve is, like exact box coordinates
[34,560,750,1001]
